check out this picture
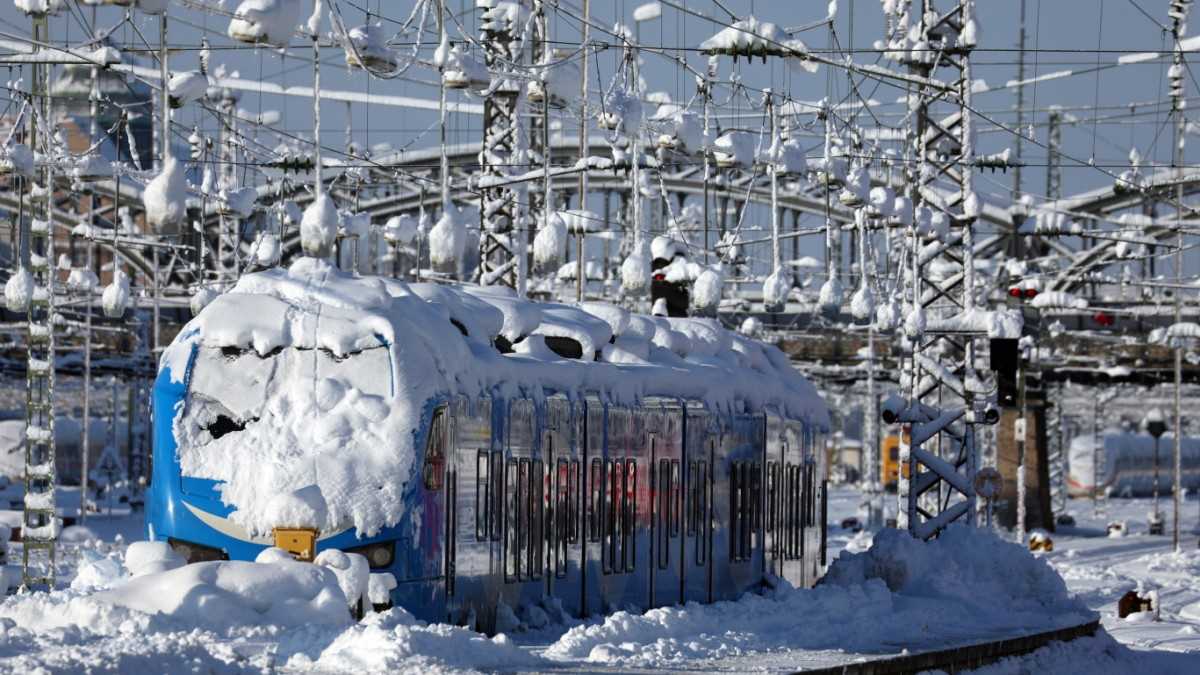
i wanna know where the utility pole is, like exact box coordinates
[890,0,986,539]
[22,7,57,591]
[1169,0,1188,553]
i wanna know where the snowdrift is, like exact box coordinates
[545,525,1095,666]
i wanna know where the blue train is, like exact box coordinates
[147,259,830,632]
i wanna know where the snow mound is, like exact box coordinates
[287,607,541,672]
[545,525,1094,667]
[92,558,351,630]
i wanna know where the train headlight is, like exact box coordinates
[347,540,395,570]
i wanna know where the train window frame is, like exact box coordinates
[422,407,447,491]
[670,460,681,538]
[696,459,708,566]
[624,459,637,573]
[603,459,616,574]
[555,459,568,578]
[504,458,518,582]
[657,457,670,570]
[530,459,544,581]
[568,459,580,544]
[490,451,503,541]
[728,462,738,563]
[589,457,602,543]
[475,450,489,541]
[686,461,698,536]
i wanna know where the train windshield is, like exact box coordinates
[181,344,393,449]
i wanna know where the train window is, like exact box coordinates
[490,452,503,541]
[670,460,681,538]
[728,462,738,562]
[517,459,529,580]
[696,460,708,565]
[658,458,670,570]
[505,458,518,581]
[604,459,616,574]
[568,460,580,544]
[785,463,800,560]
[624,459,637,573]
[740,461,752,561]
[531,459,544,581]
[474,452,487,540]
[686,461,698,536]
[589,458,602,542]
[750,462,761,536]
[556,459,568,578]
[423,407,447,491]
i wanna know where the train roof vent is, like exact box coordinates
[543,336,584,360]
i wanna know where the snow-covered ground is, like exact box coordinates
[0,487,1196,673]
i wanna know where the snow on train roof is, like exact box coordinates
[163,258,828,538]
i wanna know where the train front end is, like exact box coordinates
[146,259,458,620]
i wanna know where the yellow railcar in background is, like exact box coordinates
[881,429,911,491]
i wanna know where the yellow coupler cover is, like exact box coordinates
[274,528,317,562]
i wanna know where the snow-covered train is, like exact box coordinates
[1067,430,1200,497]
[147,259,830,632]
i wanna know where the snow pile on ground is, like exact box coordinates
[0,537,537,673]
[545,525,1094,667]
[286,608,540,673]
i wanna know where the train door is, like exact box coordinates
[496,398,544,625]
[649,402,684,608]
[581,397,605,617]
[545,396,583,617]
[712,413,766,601]
[682,405,713,604]
[594,406,647,614]
[780,420,806,588]
[764,413,785,581]
[448,396,494,628]
[393,401,451,622]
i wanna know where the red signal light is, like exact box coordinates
[653,273,666,282]
[1008,287,1022,298]
[1023,288,1038,299]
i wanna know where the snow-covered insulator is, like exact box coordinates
[56,253,72,271]
[189,285,219,317]
[217,186,258,219]
[428,201,466,273]
[441,45,490,91]
[890,195,913,227]
[531,49,581,109]
[739,316,762,337]
[101,269,131,319]
[67,267,99,291]
[227,0,302,48]
[818,276,843,315]
[1113,168,1142,194]
[838,165,869,207]
[770,136,808,175]
[188,127,205,161]
[300,193,338,258]
[691,266,724,315]
[620,245,651,297]
[14,0,66,16]
[762,268,791,313]
[712,130,755,169]
[144,156,189,232]
[344,23,397,74]
[867,186,895,217]
[0,143,35,177]
[850,281,875,322]
[875,299,900,332]
[814,155,847,189]
[72,154,113,182]
[532,216,566,273]
[168,71,211,109]
[596,111,622,130]
[249,231,281,267]
[657,111,702,153]
[1169,0,1193,22]
[700,16,817,69]
[383,214,418,245]
[4,267,33,313]
[1169,62,1186,101]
